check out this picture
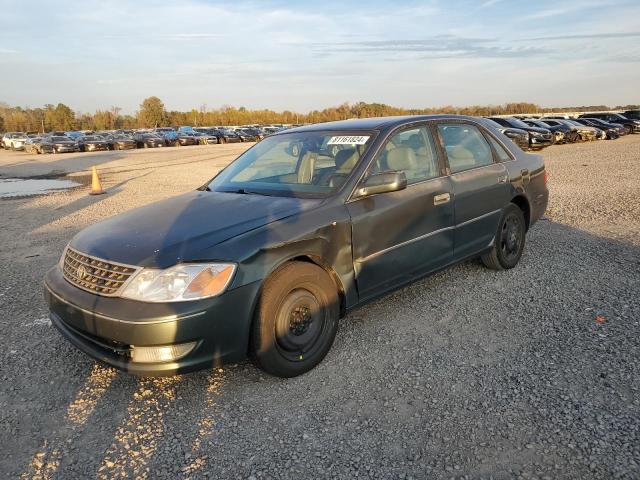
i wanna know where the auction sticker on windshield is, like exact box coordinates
[327,135,370,145]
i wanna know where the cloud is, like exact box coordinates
[310,36,550,60]
[523,31,640,41]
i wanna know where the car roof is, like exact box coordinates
[280,115,482,133]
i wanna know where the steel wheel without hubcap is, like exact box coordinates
[500,214,523,264]
[274,289,327,362]
[251,261,339,377]
[481,203,526,270]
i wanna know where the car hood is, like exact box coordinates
[526,126,551,134]
[70,190,320,268]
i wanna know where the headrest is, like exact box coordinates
[334,148,356,169]
[386,147,417,172]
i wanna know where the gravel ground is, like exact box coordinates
[1,137,639,479]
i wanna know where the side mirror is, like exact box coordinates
[355,171,407,198]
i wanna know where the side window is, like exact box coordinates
[437,124,493,173]
[370,126,439,184]
[486,135,512,162]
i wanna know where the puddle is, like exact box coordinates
[0,177,81,198]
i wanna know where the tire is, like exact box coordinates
[625,125,633,135]
[481,203,526,270]
[250,262,340,378]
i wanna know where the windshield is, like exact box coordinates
[208,131,375,198]
[506,118,530,129]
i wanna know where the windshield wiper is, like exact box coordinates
[221,187,273,196]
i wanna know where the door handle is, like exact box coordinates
[433,193,451,205]
[498,174,509,184]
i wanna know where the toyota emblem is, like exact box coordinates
[76,265,88,280]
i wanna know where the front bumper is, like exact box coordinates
[529,137,553,148]
[85,144,109,151]
[44,266,260,376]
[54,145,79,153]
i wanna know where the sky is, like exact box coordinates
[1,0,639,114]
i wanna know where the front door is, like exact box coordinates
[347,124,454,301]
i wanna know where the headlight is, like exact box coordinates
[121,263,236,302]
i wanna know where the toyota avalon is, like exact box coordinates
[45,115,549,378]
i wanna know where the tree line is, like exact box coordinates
[1,97,638,133]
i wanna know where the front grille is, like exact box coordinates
[62,247,139,296]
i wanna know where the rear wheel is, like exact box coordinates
[481,204,526,270]
[251,262,339,377]
[625,125,633,135]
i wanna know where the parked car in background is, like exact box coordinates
[175,132,199,146]
[44,115,548,377]
[622,109,640,120]
[2,132,28,150]
[77,135,111,152]
[154,127,178,146]
[523,119,571,144]
[191,131,219,145]
[49,135,80,153]
[574,118,621,140]
[486,117,553,150]
[110,134,137,150]
[65,131,83,140]
[479,118,530,150]
[556,119,601,141]
[578,113,640,134]
[538,119,584,143]
[134,132,166,148]
[240,128,265,141]
[24,136,54,154]
[235,129,259,142]
[213,128,242,144]
[115,129,135,136]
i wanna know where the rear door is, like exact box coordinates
[347,124,454,300]
[434,122,511,260]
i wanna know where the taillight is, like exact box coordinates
[544,170,549,184]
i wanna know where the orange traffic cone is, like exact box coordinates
[89,166,105,195]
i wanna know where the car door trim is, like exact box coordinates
[354,225,455,265]
[355,207,502,265]
[455,208,501,228]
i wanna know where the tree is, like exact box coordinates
[139,96,166,128]
[51,103,75,130]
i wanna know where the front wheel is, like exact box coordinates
[250,262,339,377]
[481,204,526,270]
